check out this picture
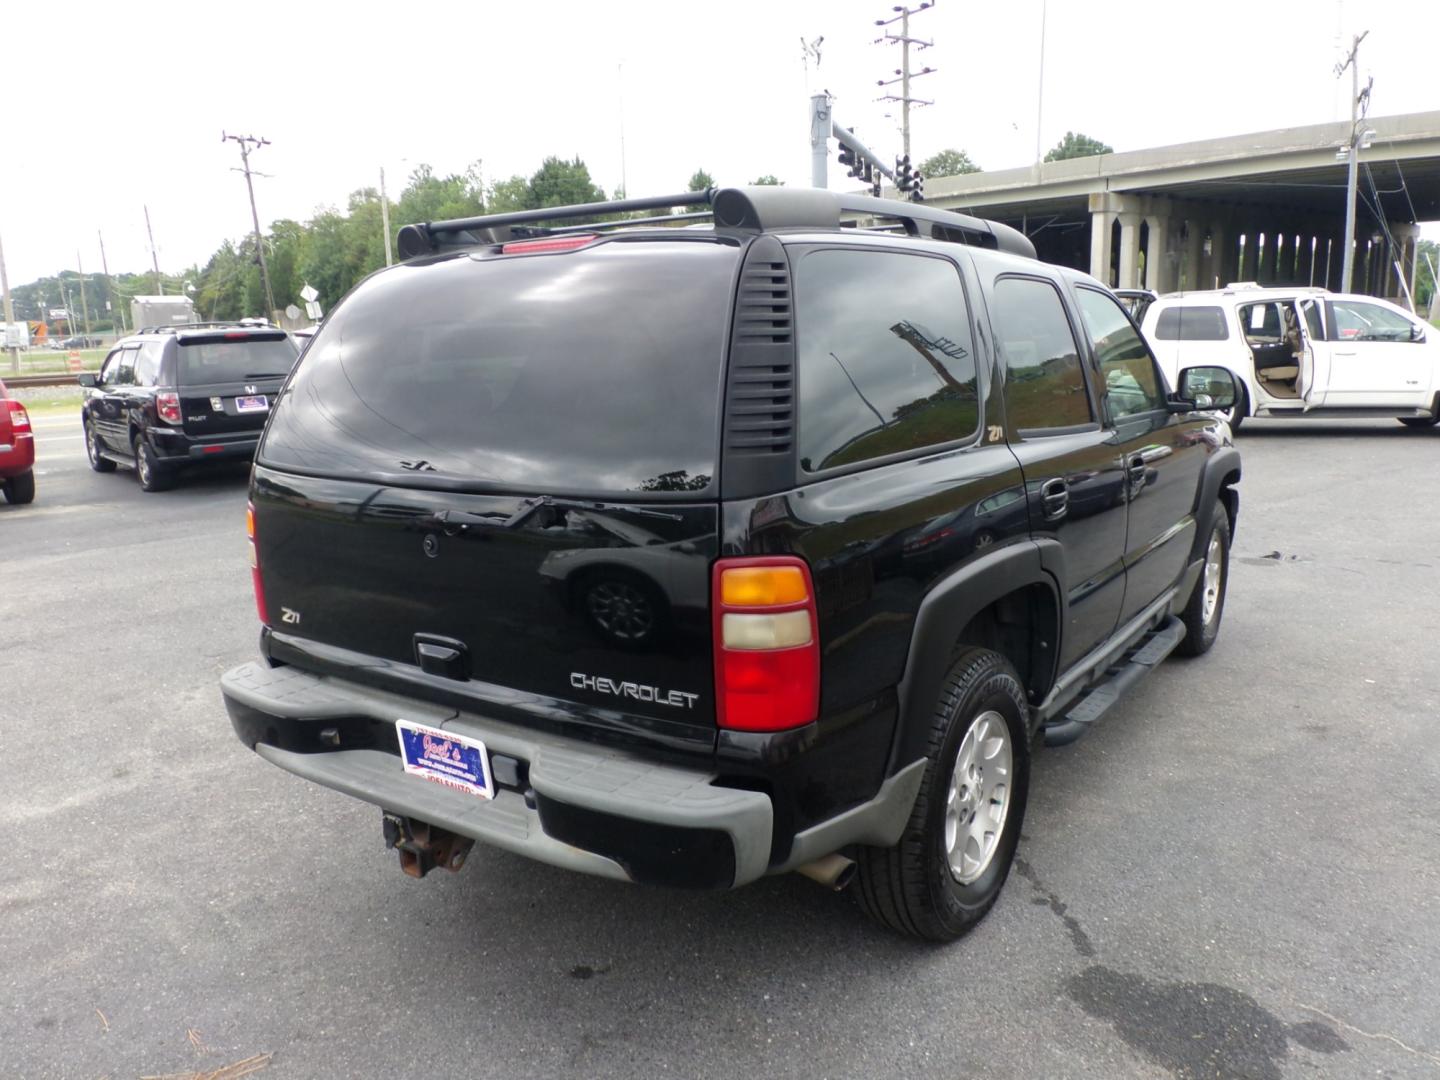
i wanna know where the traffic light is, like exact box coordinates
[895,154,913,194]
[910,169,925,203]
[838,142,857,176]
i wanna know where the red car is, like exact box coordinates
[0,378,36,504]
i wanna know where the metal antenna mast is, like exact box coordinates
[1335,30,1371,294]
[223,131,277,318]
[874,1,936,163]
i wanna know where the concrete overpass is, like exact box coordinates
[914,111,1440,299]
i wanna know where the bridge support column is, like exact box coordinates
[1089,210,1116,286]
[1117,212,1143,290]
[1144,215,1172,292]
[1181,220,1204,291]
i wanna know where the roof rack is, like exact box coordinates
[137,319,277,335]
[396,186,1036,260]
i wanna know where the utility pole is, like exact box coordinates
[223,131,277,319]
[380,167,393,267]
[76,251,92,339]
[1336,30,1370,294]
[1034,0,1048,166]
[98,230,119,334]
[875,2,936,164]
[145,204,164,295]
[0,229,18,374]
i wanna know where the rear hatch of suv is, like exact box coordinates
[176,329,298,438]
[250,238,741,754]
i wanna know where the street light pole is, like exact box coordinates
[0,229,18,374]
[380,167,393,267]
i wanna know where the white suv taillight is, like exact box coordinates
[712,557,820,732]
[156,391,182,425]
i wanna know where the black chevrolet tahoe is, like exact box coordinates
[80,322,299,491]
[221,187,1241,941]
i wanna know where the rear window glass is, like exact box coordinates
[1154,305,1229,340]
[993,277,1093,431]
[179,336,297,383]
[260,241,737,496]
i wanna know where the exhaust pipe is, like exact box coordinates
[795,853,856,891]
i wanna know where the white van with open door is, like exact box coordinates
[1138,285,1440,431]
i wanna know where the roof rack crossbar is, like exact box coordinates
[397,187,1036,261]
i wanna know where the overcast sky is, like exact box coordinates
[0,0,1434,285]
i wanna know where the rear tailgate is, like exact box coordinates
[251,238,740,753]
[176,331,296,437]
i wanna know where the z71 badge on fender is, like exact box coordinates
[570,672,699,709]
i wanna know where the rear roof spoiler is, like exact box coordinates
[396,187,1036,261]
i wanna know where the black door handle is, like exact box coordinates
[1039,478,1069,521]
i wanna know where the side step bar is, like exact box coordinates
[1043,616,1186,747]
[97,448,136,469]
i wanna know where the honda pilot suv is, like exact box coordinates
[222,187,1241,941]
[80,321,299,491]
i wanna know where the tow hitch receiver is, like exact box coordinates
[382,812,476,878]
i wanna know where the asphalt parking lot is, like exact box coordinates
[3,413,1438,1080]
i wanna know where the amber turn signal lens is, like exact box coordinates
[246,504,256,539]
[719,566,809,608]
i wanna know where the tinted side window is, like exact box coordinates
[134,341,165,386]
[1154,305,1229,340]
[993,277,1092,432]
[1075,288,1166,419]
[98,349,123,384]
[796,249,978,473]
[114,348,137,387]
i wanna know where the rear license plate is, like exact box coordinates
[395,720,494,799]
[235,395,269,413]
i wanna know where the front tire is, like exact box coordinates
[854,648,1031,942]
[133,434,174,492]
[1176,500,1231,657]
[85,418,116,472]
[2,469,35,504]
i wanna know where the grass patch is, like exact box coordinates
[10,386,83,414]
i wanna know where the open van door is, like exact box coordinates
[1295,298,1327,408]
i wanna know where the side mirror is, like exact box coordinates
[1174,366,1238,412]
[77,372,98,388]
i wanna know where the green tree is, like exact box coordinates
[919,149,981,178]
[1416,238,1437,311]
[687,168,715,192]
[394,163,485,226]
[750,175,783,186]
[528,156,606,208]
[487,175,532,214]
[1044,132,1113,162]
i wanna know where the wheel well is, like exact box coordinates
[1218,470,1240,530]
[952,583,1059,706]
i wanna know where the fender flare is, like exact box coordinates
[1189,446,1242,561]
[888,539,1064,772]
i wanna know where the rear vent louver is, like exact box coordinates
[727,262,793,455]
[722,241,798,499]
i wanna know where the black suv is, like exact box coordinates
[221,188,1241,941]
[80,322,298,491]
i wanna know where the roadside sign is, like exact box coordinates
[67,351,83,372]
[304,300,323,320]
[284,304,301,321]
[299,283,319,303]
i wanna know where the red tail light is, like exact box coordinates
[247,502,269,625]
[712,556,820,732]
[5,400,31,433]
[156,391,182,425]
[500,234,598,255]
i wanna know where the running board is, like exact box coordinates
[1043,616,1186,747]
[97,449,136,469]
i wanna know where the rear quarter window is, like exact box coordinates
[1154,305,1229,341]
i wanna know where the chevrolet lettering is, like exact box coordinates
[570,672,700,709]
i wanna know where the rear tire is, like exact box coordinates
[854,648,1030,942]
[85,418,116,472]
[1398,416,1439,429]
[133,434,174,492]
[2,469,35,504]
[1177,500,1230,657]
